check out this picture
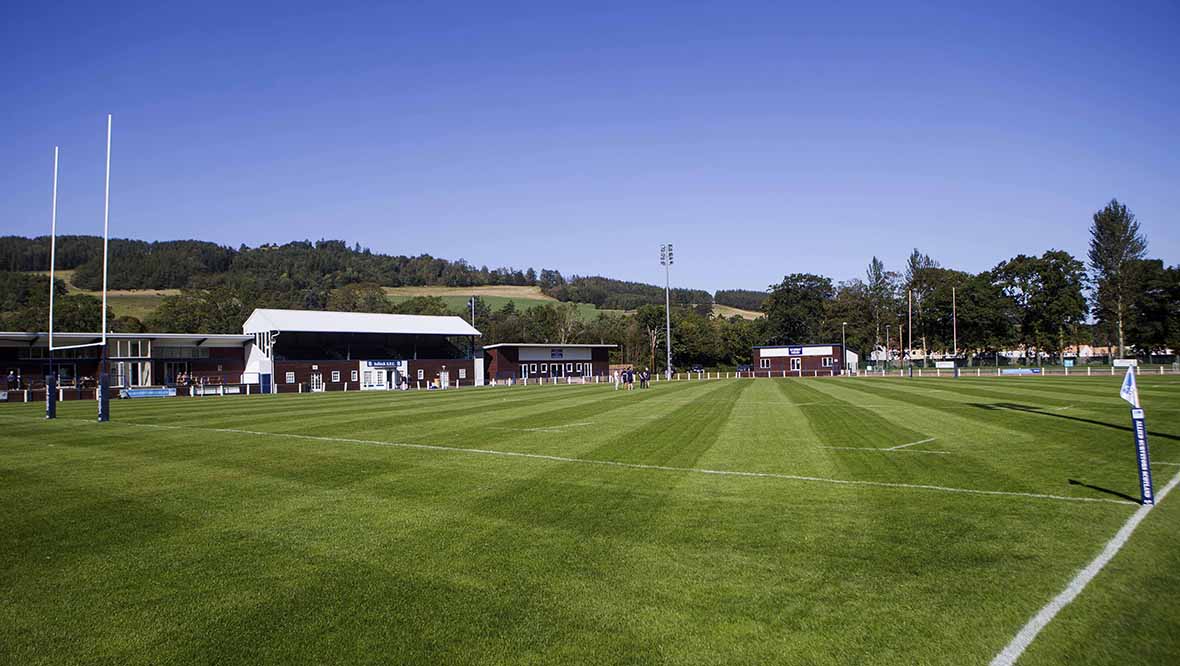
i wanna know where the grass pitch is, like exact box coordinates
[2,376,1179,665]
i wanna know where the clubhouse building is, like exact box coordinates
[483,343,615,383]
[752,343,858,375]
[1,308,484,399]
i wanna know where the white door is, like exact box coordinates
[310,373,325,392]
[790,358,801,373]
[439,370,450,389]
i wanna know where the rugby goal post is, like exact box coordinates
[46,114,113,422]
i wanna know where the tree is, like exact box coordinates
[821,280,874,364]
[634,305,666,371]
[1088,199,1147,358]
[992,251,1086,363]
[1125,260,1179,356]
[954,272,1017,364]
[326,283,392,313]
[763,274,833,344]
[904,249,940,364]
[392,296,452,317]
[865,256,900,350]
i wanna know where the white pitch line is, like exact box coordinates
[1155,462,1180,467]
[886,437,937,451]
[489,422,594,433]
[822,446,952,455]
[7,415,1134,506]
[990,469,1180,666]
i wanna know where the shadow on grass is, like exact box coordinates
[1068,479,1142,504]
[971,402,1180,443]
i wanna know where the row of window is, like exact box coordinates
[522,363,590,373]
[758,357,835,369]
[284,368,469,384]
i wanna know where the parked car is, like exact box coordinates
[736,364,752,372]
[690,364,704,373]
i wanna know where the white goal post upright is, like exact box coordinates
[48,115,113,353]
[46,114,114,422]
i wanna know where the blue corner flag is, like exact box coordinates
[1121,367,1153,505]
[1119,365,1140,408]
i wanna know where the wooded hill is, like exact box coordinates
[0,235,719,311]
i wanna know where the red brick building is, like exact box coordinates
[1,331,251,400]
[752,344,858,376]
[483,343,615,383]
[243,309,483,392]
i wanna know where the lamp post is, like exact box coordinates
[885,324,891,371]
[660,243,673,380]
[841,322,848,376]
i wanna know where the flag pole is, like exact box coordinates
[1121,367,1154,505]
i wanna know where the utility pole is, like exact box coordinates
[951,286,958,362]
[885,324,891,371]
[841,322,848,376]
[907,289,913,376]
[660,244,674,379]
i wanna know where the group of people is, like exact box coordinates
[613,367,652,391]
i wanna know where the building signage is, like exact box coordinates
[787,346,803,356]
[550,349,564,360]
[1131,408,1154,505]
[935,361,955,369]
[1000,368,1041,375]
[365,360,402,368]
[120,388,176,399]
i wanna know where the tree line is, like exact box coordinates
[1,198,1174,367]
[758,199,1177,364]
[0,236,717,309]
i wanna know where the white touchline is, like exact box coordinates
[989,469,1180,666]
[9,415,1134,506]
[886,437,937,450]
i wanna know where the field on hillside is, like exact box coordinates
[712,303,762,320]
[3,376,1179,665]
[384,285,620,321]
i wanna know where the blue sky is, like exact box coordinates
[2,1,1177,292]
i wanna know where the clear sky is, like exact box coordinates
[2,1,1177,292]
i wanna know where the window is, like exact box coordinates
[417,369,424,380]
[331,371,340,382]
[351,370,358,382]
[790,358,801,371]
[759,358,771,369]
[363,371,372,385]
[821,357,833,368]
[530,364,537,373]
[576,363,583,372]
[541,364,548,374]
[565,363,572,372]
[285,372,296,384]
[458,368,467,379]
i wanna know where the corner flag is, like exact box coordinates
[1119,366,1140,408]
[1120,366,1153,505]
